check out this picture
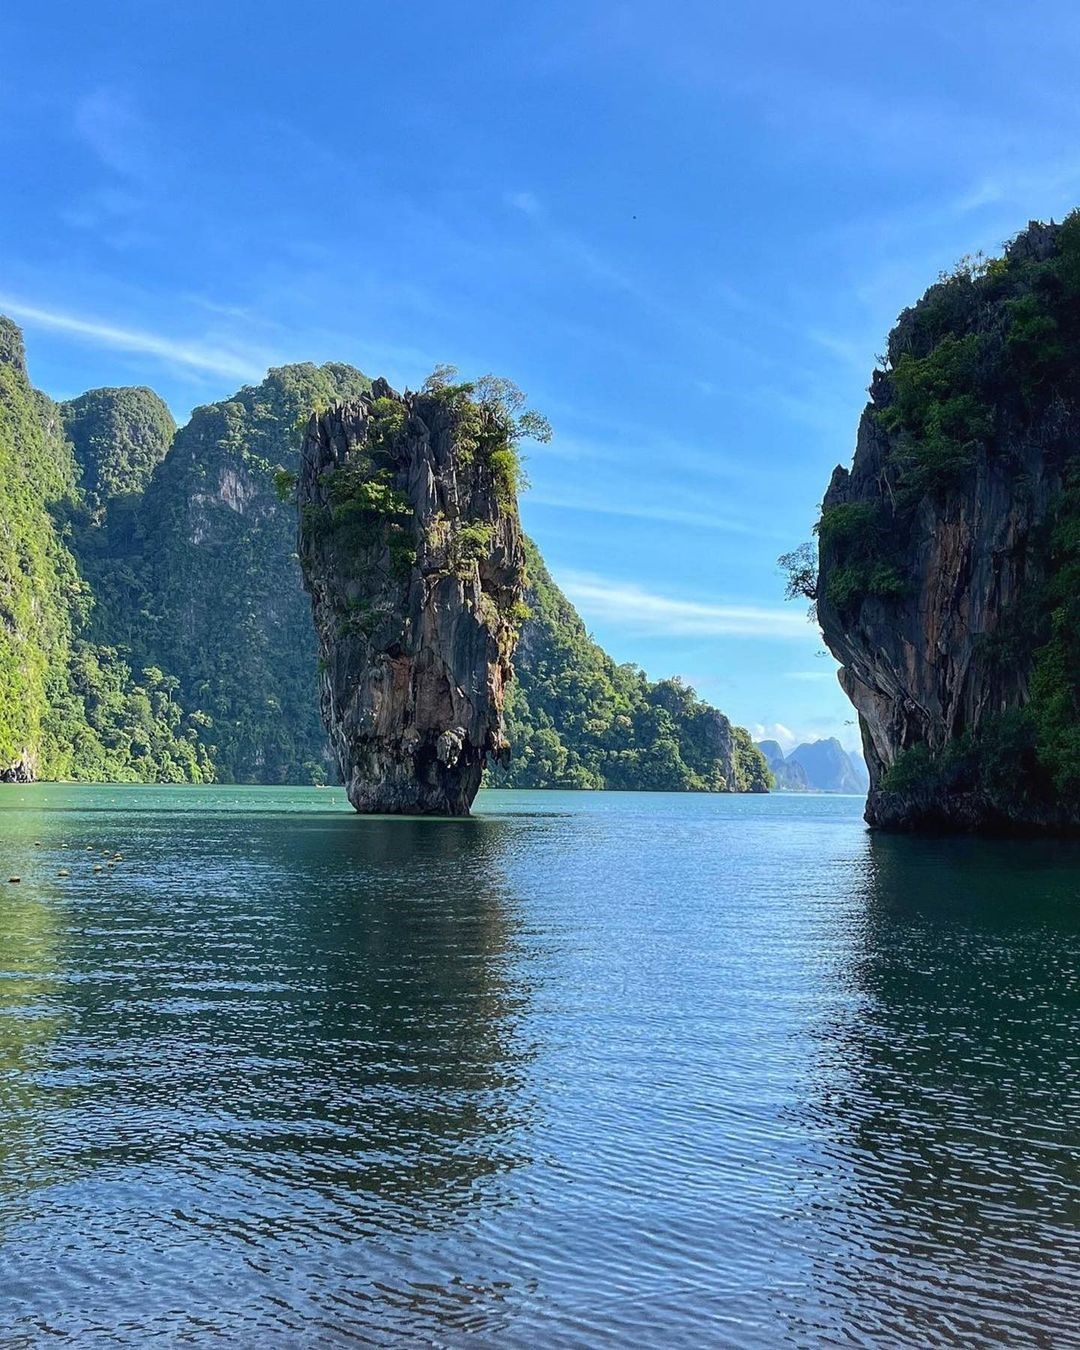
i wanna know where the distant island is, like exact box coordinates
[0,318,769,797]
[754,738,869,793]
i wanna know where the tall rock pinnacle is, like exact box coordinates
[297,378,527,814]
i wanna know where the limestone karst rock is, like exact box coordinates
[816,217,1080,834]
[297,379,526,814]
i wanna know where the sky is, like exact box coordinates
[4,1,1080,752]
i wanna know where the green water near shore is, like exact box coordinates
[0,786,1077,1345]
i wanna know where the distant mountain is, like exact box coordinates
[787,738,869,793]
[754,736,868,793]
[755,739,810,791]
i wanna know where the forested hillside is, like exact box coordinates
[0,319,212,782]
[497,540,769,791]
[0,317,769,792]
[101,363,372,782]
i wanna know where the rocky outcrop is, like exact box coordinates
[298,380,526,814]
[817,218,1080,834]
[1,752,36,784]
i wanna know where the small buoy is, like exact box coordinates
[93,864,103,873]
[58,869,70,877]
[113,853,123,860]
[85,846,94,852]
[8,877,20,884]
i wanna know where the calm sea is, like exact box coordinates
[0,786,1077,1346]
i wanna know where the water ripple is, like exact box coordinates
[0,786,1077,1345]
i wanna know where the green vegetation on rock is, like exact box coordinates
[61,387,176,517]
[800,214,1080,828]
[0,323,768,793]
[0,321,215,782]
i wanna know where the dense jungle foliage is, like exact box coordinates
[111,363,372,783]
[1,321,767,791]
[61,386,175,517]
[0,319,214,781]
[495,539,769,792]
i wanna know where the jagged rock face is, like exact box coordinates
[820,406,1061,813]
[817,219,1080,834]
[0,752,36,784]
[298,380,526,815]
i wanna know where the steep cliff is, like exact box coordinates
[114,363,371,783]
[816,217,1080,834]
[498,538,770,791]
[297,379,527,814]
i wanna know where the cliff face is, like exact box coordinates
[119,363,371,783]
[297,380,526,814]
[817,218,1080,834]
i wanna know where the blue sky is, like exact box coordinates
[5,1,1080,751]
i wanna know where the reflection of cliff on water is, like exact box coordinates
[17,808,535,1238]
[0,884,67,1214]
[799,833,1080,1343]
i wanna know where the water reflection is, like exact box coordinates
[2,789,1078,1345]
[0,805,535,1340]
[800,834,1080,1344]
[0,879,67,1216]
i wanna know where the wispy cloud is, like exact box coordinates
[557,570,815,639]
[751,722,798,749]
[506,189,542,217]
[74,87,152,181]
[527,490,768,537]
[0,296,269,382]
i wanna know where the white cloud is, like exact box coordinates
[751,722,798,749]
[557,570,815,639]
[0,296,269,383]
